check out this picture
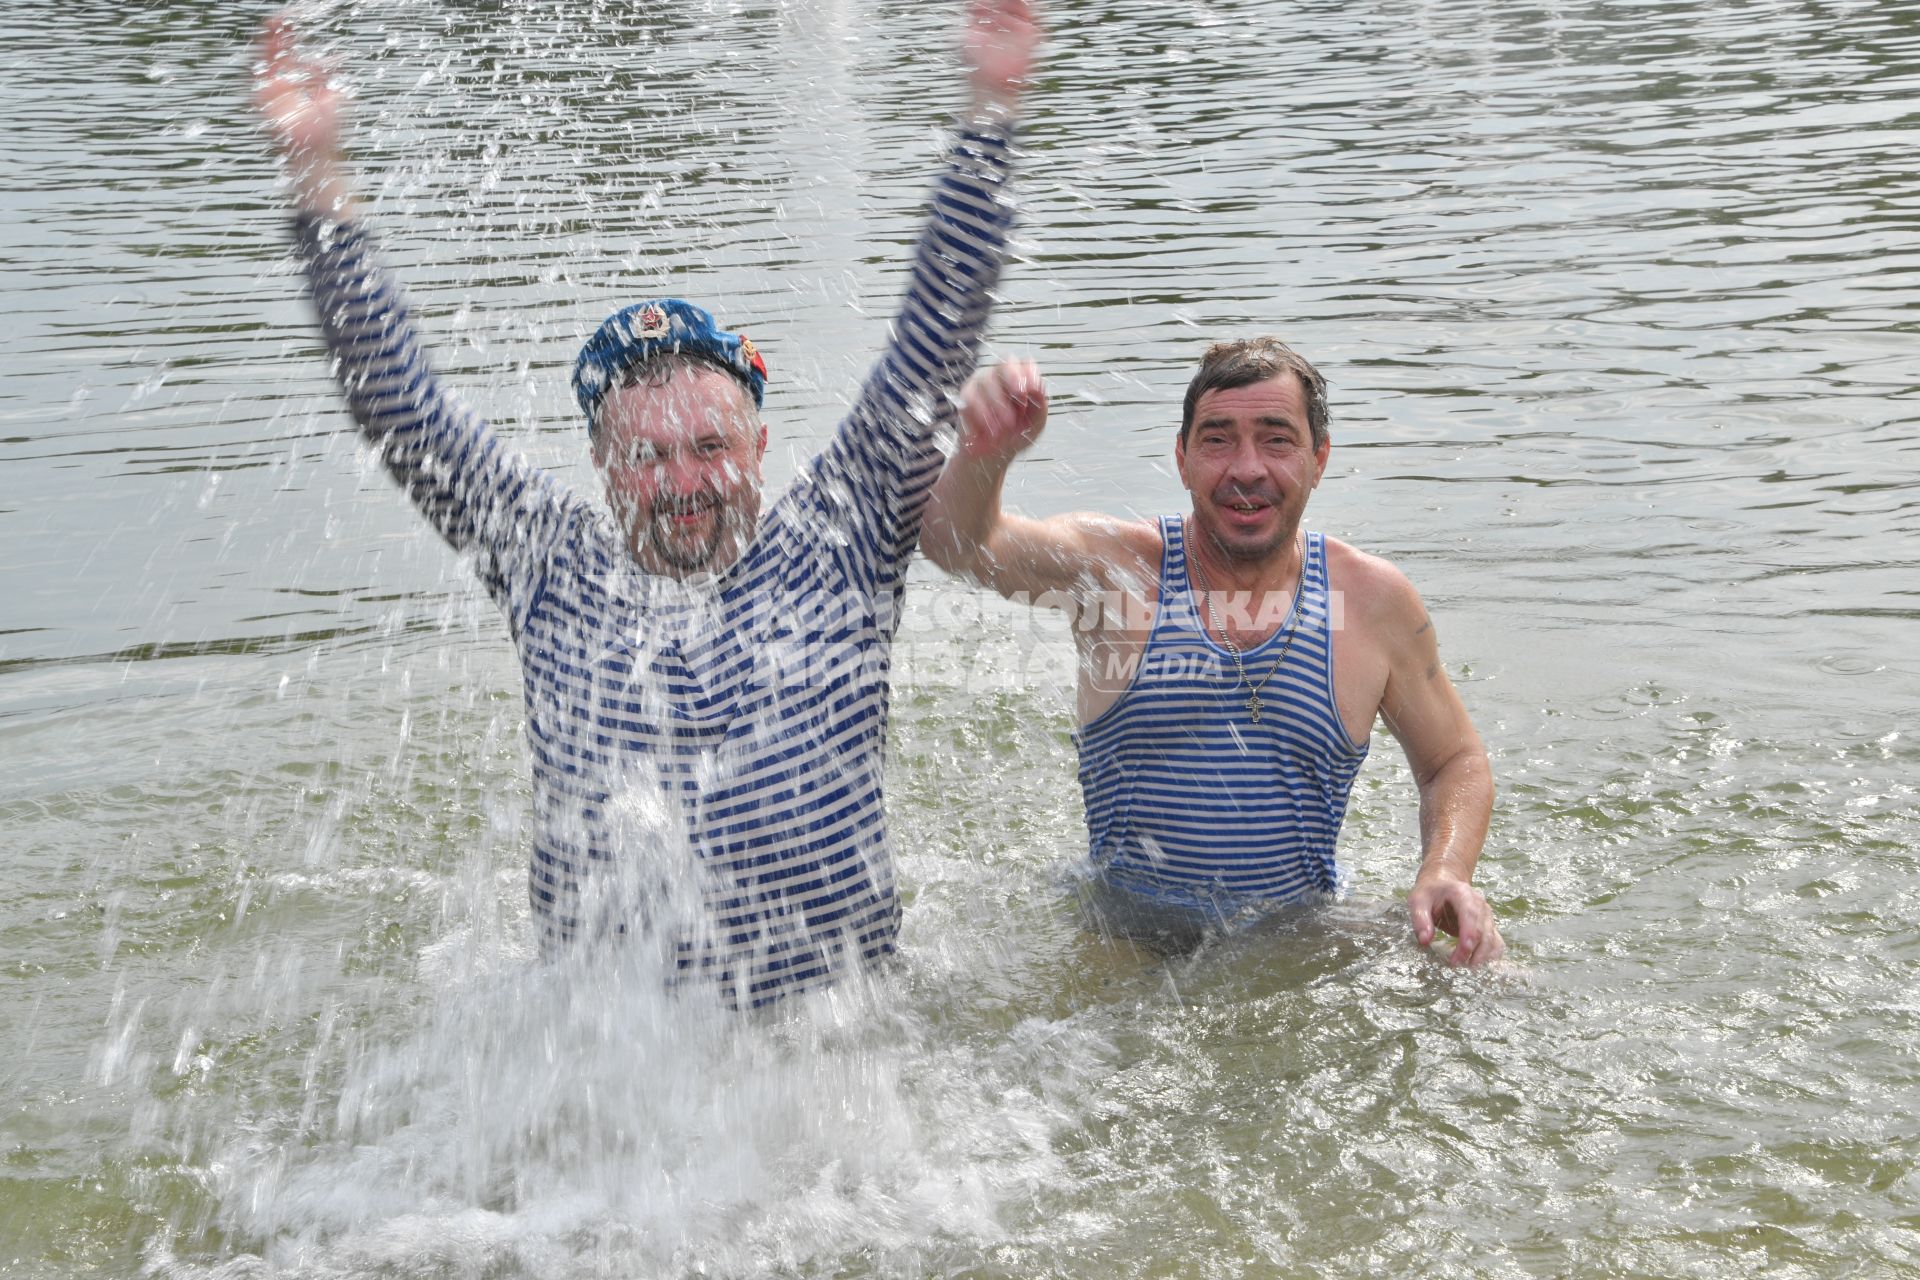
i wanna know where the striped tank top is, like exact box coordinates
[1075,516,1370,913]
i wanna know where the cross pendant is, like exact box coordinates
[1248,691,1263,723]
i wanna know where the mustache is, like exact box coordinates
[1213,485,1279,505]
[651,493,719,518]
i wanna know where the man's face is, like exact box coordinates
[1175,375,1330,564]
[593,365,768,578]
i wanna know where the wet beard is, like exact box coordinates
[645,500,750,576]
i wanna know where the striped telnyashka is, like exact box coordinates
[295,128,1016,1008]
[1075,518,1370,915]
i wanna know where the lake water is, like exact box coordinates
[4,0,1918,1276]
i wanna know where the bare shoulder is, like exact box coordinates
[1096,512,1164,564]
[1325,537,1428,636]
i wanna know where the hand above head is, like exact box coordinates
[957,358,1048,464]
[254,11,356,217]
[1408,872,1506,968]
[964,0,1043,118]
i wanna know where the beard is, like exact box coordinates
[643,495,756,575]
[1199,485,1299,562]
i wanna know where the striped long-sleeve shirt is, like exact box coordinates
[297,127,1016,1008]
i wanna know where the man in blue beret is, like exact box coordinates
[571,296,775,578]
[255,0,1042,1008]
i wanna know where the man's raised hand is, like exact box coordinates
[957,359,1048,464]
[254,12,355,216]
[965,0,1042,117]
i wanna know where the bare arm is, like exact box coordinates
[1372,568,1503,966]
[924,360,1156,601]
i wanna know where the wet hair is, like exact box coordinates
[591,351,759,437]
[1180,338,1329,449]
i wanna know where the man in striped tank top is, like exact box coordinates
[923,343,1505,965]
[254,1,1042,1007]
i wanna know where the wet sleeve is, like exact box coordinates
[787,125,1018,591]
[294,214,575,631]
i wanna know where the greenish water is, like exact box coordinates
[4,0,1918,1276]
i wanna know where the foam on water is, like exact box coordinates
[140,771,1112,1279]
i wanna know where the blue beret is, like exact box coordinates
[572,298,768,426]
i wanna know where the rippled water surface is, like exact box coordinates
[4,0,1918,1276]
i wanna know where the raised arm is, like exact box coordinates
[794,0,1042,579]
[923,360,1158,606]
[963,0,1041,121]
[1370,567,1503,967]
[255,13,570,622]
[255,15,359,221]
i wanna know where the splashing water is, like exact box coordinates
[6,0,1920,1275]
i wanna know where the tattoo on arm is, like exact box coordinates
[1416,615,1439,679]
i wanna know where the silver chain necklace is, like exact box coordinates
[1186,531,1306,725]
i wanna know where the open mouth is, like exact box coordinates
[655,500,717,528]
